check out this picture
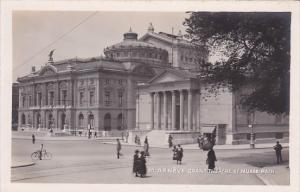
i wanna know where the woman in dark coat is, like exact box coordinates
[138,151,147,178]
[207,147,217,170]
[176,144,183,164]
[133,150,140,177]
[172,145,177,161]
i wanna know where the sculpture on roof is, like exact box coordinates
[48,49,55,63]
[148,22,154,32]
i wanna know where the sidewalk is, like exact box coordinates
[101,141,289,150]
[12,134,121,141]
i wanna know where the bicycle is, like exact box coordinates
[31,149,52,161]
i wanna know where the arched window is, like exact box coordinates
[79,114,84,128]
[104,113,111,131]
[21,114,26,125]
[117,113,123,130]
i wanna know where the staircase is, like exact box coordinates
[143,130,168,147]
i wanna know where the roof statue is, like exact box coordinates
[148,22,154,32]
[48,49,55,63]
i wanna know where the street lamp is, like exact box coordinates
[248,124,255,149]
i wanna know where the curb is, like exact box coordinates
[11,162,35,168]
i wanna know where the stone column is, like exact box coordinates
[179,90,184,131]
[171,91,176,130]
[150,92,154,129]
[155,92,161,129]
[187,90,193,131]
[163,91,168,130]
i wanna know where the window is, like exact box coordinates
[49,92,54,106]
[29,96,32,107]
[62,90,67,105]
[79,92,84,106]
[180,55,184,61]
[118,91,123,107]
[105,91,111,106]
[89,91,95,106]
[37,93,42,106]
[105,79,110,85]
[79,114,84,127]
[118,79,123,85]
[22,96,26,107]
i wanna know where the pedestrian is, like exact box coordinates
[172,145,177,161]
[138,151,147,178]
[88,129,91,139]
[207,146,217,170]
[168,135,173,148]
[94,131,97,138]
[133,149,140,177]
[273,141,283,164]
[144,138,150,157]
[125,130,129,143]
[176,144,183,164]
[32,134,35,144]
[116,139,122,159]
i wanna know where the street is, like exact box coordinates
[11,138,289,185]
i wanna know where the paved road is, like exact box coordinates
[11,139,289,184]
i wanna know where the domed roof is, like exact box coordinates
[105,28,156,50]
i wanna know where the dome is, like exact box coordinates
[103,28,169,65]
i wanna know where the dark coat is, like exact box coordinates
[138,156,147,175]
[117,142,121,152]
[133,154,139,173]
[144,143,150,156]
[176,147,183,161]
[207,149,217,170]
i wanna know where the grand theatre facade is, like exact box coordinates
[17,24,289,145]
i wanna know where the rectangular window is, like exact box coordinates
[118,79,123,85]
[22,96,26,107]
[29,96,32,107]
[118,92,123,107]
[79,92,84,106]
[37,93,42,106]
[105,91,111,106]
[49,92,54,106]
[90,91,95,106]
[105,79,110,85]
[62,90,67,105]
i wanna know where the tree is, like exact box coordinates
[184,12,290,115]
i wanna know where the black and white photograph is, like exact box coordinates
[1,1,300,192]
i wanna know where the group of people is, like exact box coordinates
[172,145,184,164]
[132,150,147,177]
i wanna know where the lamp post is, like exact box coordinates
[248,124,255,149]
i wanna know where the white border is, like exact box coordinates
[1,1,299,192]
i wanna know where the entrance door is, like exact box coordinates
[61,113,66,130]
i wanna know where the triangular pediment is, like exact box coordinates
[149,70,193,84]
[39,64,58,76]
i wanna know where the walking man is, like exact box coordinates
[116,139,122,159]
[273,141,283,164]
[176,144,183,164]
[32,134,35,144]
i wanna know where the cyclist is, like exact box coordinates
[39,144,44,160]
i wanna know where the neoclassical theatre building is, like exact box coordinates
[17,23,289,145]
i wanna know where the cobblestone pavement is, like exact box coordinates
[11,138,289,185]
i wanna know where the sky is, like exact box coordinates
[13,11,188,81]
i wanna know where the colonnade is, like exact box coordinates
[150,89,199,131]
